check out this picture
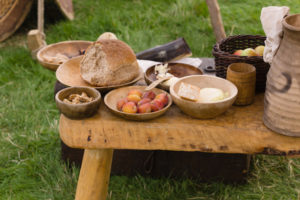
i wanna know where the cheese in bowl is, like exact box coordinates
[177,82,229,103]
[170,75,237,119]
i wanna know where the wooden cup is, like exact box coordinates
[226,63,256,106]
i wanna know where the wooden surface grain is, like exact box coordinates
[59,93,300,156]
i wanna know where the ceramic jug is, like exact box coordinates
[263,14,300,136]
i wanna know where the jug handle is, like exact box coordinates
[272,14,289,59]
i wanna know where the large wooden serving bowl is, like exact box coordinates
[170,75,237,119]
[104,86,172,121]
[144,63,203,91]
[56,56,143,93]
[37,40,92,71]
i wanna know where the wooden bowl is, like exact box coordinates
[170,75,237,119]
[55,86,101,119]
[56,56,143,93]
[104,86,172,121]
[144,63,203,91]
[37,40,92,71]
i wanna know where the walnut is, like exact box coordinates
[63,92,95,104]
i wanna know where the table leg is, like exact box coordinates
[75,149,114,200]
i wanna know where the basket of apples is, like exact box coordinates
[104,86,172,121]
[212,35,270,92]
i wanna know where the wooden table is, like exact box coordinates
[59,91,300,200]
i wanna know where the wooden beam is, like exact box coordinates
[27,0,46,59]
[75,149,113,200]
[206,0,226,42]
[136,38,192,62]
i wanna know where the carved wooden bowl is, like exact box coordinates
[104,86,172,121]
[55,86,101,119]
[37,40,92,71]
[144,63,203,91]
[170,75,237,119]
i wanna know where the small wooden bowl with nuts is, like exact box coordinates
[55,86,101,119]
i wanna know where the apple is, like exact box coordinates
[241,48,257,57]
[127,94,141,104]
[233,50,243,56]
[154,93,169,106]
[137,98,151,106]
[255,45,265,56]
[128,89,142,98]
[116,98,127,111]
[142,91,156,100]
[122,102,137,113]
[138,103,152,113]
[150,100,164,112]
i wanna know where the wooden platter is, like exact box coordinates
[56,56,144,93]
[0,0,33,42]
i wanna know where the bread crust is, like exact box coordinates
[80,39,140,86]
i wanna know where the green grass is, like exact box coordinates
[1,0,300,199]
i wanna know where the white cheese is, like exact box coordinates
[154,64,178,87]
[198,88,227,103]
[154,63,169,76]
[162,76,179,87]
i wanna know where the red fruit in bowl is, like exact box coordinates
[137,98,151,106]
[116,98,128,111]
[128,89,143,97]
[122,102,137,113]
[138,103,152,113]
[127,94,141,104]
[142,91,156,100]
[150,99,164,112]
[155,93,169,106]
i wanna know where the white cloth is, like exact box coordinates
[137,58,202,72]
[260,6,289,64]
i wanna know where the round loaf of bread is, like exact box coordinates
[80,39,140,86]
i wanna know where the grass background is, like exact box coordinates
[1,0,300,199]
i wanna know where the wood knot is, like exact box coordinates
[87,130,92,142]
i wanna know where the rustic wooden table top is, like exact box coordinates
[59,92,300,156]
[59,58,300,200]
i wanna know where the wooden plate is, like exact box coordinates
[104,86,172,121]
[56,56,144,93]
[37,40,92,71]
[144,63,203,91]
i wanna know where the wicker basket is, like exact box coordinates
[212,35,270,92]
[0,0,33,42]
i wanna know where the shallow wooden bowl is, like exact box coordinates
[56,56,143,93]
[55,86,101,119]
[104,86,172,121]
[170,75,237,119]
[144,63,203,91]
[37,40,92,71]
